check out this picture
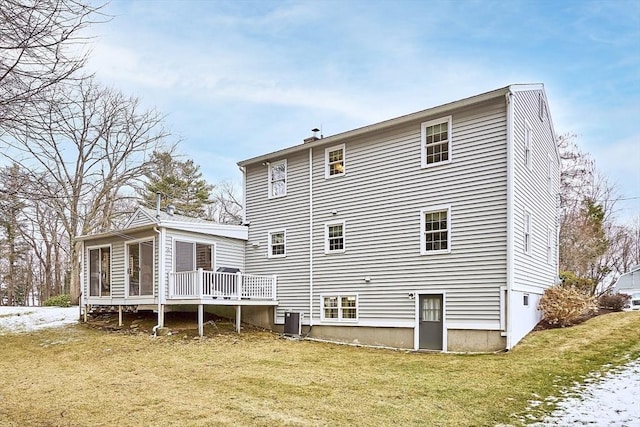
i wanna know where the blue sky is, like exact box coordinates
[86,0,640,223]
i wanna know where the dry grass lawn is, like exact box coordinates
[1,311,639,426]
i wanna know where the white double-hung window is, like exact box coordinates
[324,220,345,254]
[268,230,286,258]
[268,159,287,198]
[420,206,451,255]
[421,116,452,168]
[321,294,358,321]
[325,144,345,178]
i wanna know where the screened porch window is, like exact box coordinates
[175,241,214,272]
[89,247,110,297]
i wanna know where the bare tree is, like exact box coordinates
[558,134,624,294]
[206,181,243,224]
[3,78,170,303]
[0,0,103,132]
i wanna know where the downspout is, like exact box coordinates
[505,89,515,350]
[240,166,247,226]
[240,166,247,273]
[308,147,314,327]
[154,225,166,329]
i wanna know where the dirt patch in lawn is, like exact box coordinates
[84,310,264,337]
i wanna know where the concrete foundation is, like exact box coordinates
[309,325,414,349]
[447,329,506,352]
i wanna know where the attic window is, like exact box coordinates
[421,116,452,168]
[538,93,546,121]
[325,144,345,178]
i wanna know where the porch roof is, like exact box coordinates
[75,207,248,242]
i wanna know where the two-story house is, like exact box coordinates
[237,84,560,352]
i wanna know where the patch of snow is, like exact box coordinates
[528,358,640,426]
[0,306,79,334]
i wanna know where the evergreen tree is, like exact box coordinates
[140,151,213,218]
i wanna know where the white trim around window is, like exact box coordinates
[268,159,287,198]
[325,143,346,179]
[524,210,532,255]
[421,115,452,168]
[324,220,346,254]
[420,205,451,255]
[267,230,286,258]
[320,293,358,322]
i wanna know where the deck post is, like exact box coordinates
[197,268,204,299]
[83,304,88,322]
[198,304,204,337]
[272,275,277,300]
[118,305,123,326]
[235,305,241,333]
[159,304,165,328]
[236,271,242,300]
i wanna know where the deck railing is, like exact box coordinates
[168,269,277,301]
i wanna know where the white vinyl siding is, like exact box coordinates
[308,97,508,326]
[421,116,452,168]
[268,159,287,198]
[244,149,310,320]
[512,89,559,297]
[268,230,286,258]
[325,144,345,178]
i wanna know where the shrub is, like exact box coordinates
[559,271,595,295]
[598,293,631,311]
[43,294,72,307]
[538,285,597,327]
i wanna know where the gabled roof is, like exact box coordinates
[238,83,560,167]
[76,207,248,241]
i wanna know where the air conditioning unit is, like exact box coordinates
[284,311,302,337]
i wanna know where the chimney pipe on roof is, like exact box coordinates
[304,128,321,144]
[155,192,161,219]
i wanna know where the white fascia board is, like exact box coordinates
[238,86,512,167]
[159,220,248,240]
[75,225,154,241]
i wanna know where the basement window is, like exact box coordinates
[321,294,358,321]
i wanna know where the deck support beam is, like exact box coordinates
[159,304,165,328]
[198,304,204,337]
[235,305,241,333]
[118,305,123,327]
[83,305,88,322]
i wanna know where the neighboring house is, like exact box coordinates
[613,265,640,310]
[237,84,560,352]
[77,207,277,334]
